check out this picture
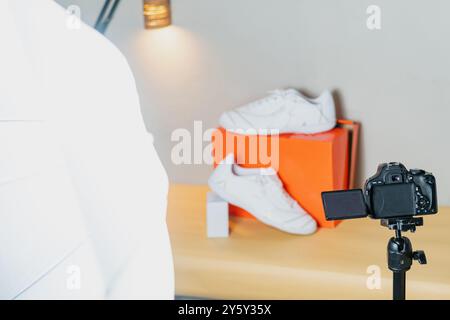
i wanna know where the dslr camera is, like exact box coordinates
[322,162,438,220]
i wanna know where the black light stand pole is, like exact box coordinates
[94,0,122,34]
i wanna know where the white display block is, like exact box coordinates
[206,192,229,238]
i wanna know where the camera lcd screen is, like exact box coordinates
[322,189,369,220]
[371,183,416,218]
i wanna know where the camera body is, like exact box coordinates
[322,162,438,220]
[364,163,437,218]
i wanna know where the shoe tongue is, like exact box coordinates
[283,89,301,96]
[260,167,277,176]
[262,172,285,191]
[269,88,300,97]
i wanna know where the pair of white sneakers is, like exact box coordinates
[209,89,336,235]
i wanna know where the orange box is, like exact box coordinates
[212,120,359,228]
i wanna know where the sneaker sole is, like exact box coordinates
[224,120,336,135]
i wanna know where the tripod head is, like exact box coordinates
[380,217,427,300]
[381,216,423,234]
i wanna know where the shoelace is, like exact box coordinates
[242,95,283,112]
[243,89,315,113]
[268,89,311,104]
[260,174,299,210]
[272,90,331,124]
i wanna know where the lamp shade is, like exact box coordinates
[143,0,171,29]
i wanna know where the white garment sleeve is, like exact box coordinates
[0,121,105,299]
[2,0,175,299]
[105,134,174,299]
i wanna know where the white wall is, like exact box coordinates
[56,0,450,205]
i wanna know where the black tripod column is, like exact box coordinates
[392,271,406,300]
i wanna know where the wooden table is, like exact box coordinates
[167,184,450,299]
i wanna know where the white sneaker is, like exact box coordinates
[219,89,336,135]
[208,154,317,235]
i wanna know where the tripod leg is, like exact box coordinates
[393,271,406,300]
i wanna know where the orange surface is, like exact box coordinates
[212,122,357,228]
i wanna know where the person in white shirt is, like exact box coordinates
[0,0,174,299]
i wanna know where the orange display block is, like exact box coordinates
[212,122,357,228]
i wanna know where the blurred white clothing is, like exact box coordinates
[0,0,174,299]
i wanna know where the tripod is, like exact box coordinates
[380,217,427,300]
